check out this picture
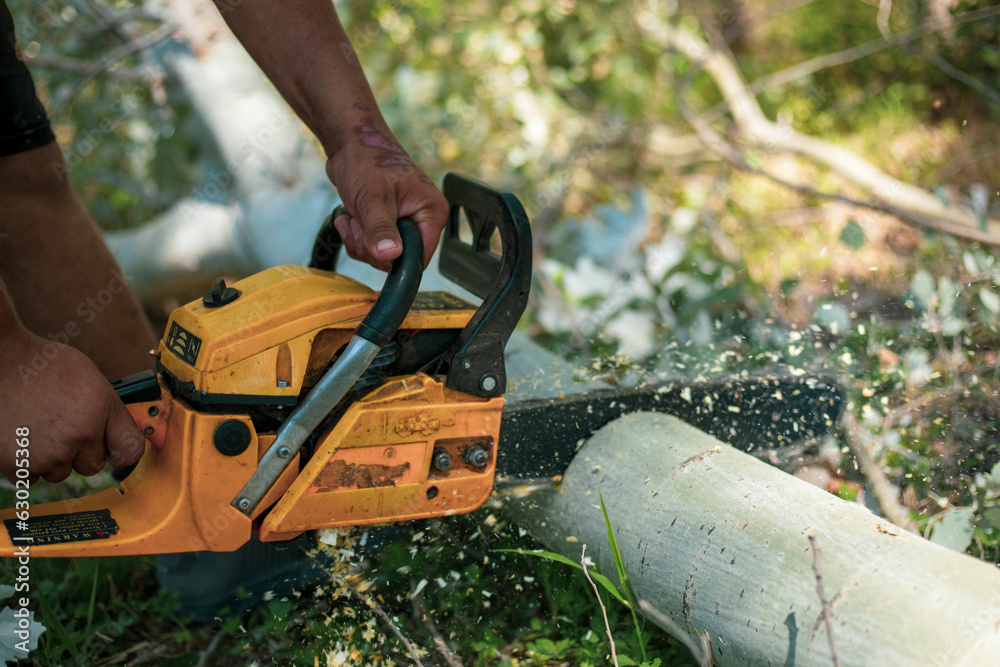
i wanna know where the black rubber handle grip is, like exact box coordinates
[309,205,347,272]
[355,218,424,348]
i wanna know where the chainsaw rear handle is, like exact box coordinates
[310,205,424,349]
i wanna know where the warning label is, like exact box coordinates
[4,509,119,545]
[165,321,202,366]
[412,291,475,311]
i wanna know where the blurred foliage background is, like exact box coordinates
[5,0,1000,663]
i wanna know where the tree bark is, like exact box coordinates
[500,406,1000,666]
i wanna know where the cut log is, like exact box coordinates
[500,409,1000,666]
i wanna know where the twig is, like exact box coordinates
[582,544,619,667]
[740,6,1000,100]
[650,19,1000,244]
[842,412,919,533]
[748,162,1000,245]
[411,580,463,667]
[24,54,153,79]
[92,640,151,666]
[808,535,843,667]
[350,583,424,666]
[721,0,817,46]
[880,392,941,443]
[310,556,426,666]
[638,599,712,667]
[195,630,226,667]
[877,0,1000,107]
[678,87,1000,246]
[685,85,1000,245]
[55,21,178,116]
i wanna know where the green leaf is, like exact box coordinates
[82,564,99,653]
[494,548,627,603]
[980,288,1000,314]
[839,219,865,249]
[600,487,648,662]
[930,507,975,552]
[599,488,635,606]
[911,269,936,309]
[0,606,46,663]
[36,594,77,663]
[618,655,640,666]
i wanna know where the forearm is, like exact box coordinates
[216,0,449,269]
[214,0,387,158]
[0,279,26,348]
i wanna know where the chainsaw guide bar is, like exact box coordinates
[498,373,844,481]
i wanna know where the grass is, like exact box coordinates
[0,501,697,665]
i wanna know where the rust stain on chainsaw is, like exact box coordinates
[313,459,412,492]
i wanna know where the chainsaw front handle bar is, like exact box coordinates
[234,215,423,515]
[310,205,423,348]
[357,216,423,348]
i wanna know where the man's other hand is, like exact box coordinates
[0,329,146,483]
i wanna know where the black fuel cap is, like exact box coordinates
[214,420,252,456]
[203,278,240,308]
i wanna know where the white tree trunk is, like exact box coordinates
[105,9,338,304]
[501,407,1000,666]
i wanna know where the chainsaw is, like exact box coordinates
[0,174,844,557]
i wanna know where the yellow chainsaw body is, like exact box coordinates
[0,266,502,556]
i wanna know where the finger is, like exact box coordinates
[334,210,352,230]
[73,448,108,477]
[349,218,390,272]
[333,215,351,245]
[333,216,362,263]
[340,218,370,264]
[411,209,448,267]
[42,464,73,484]
[405,190,449,267]
[358,198,403,264]
[104,398,147,468]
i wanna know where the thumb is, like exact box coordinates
[104,398,147,467]
[360,198,403,263]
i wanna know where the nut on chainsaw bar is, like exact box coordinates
[462,444,490,468]
[0,174,532,557]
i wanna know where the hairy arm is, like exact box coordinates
[215,0,448,269]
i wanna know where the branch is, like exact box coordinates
[877,0,1000,107]
[582,545,620,667]
[638,600,712,667]
[808,535,843,667]
[411,581,463,667]
[24,54,153,79]
[745,5,1000,97]
[54,21,178,116]
[643,19,1000,245]
[842,412,919,533]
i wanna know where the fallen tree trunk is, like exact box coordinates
[500,405,1000,665]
